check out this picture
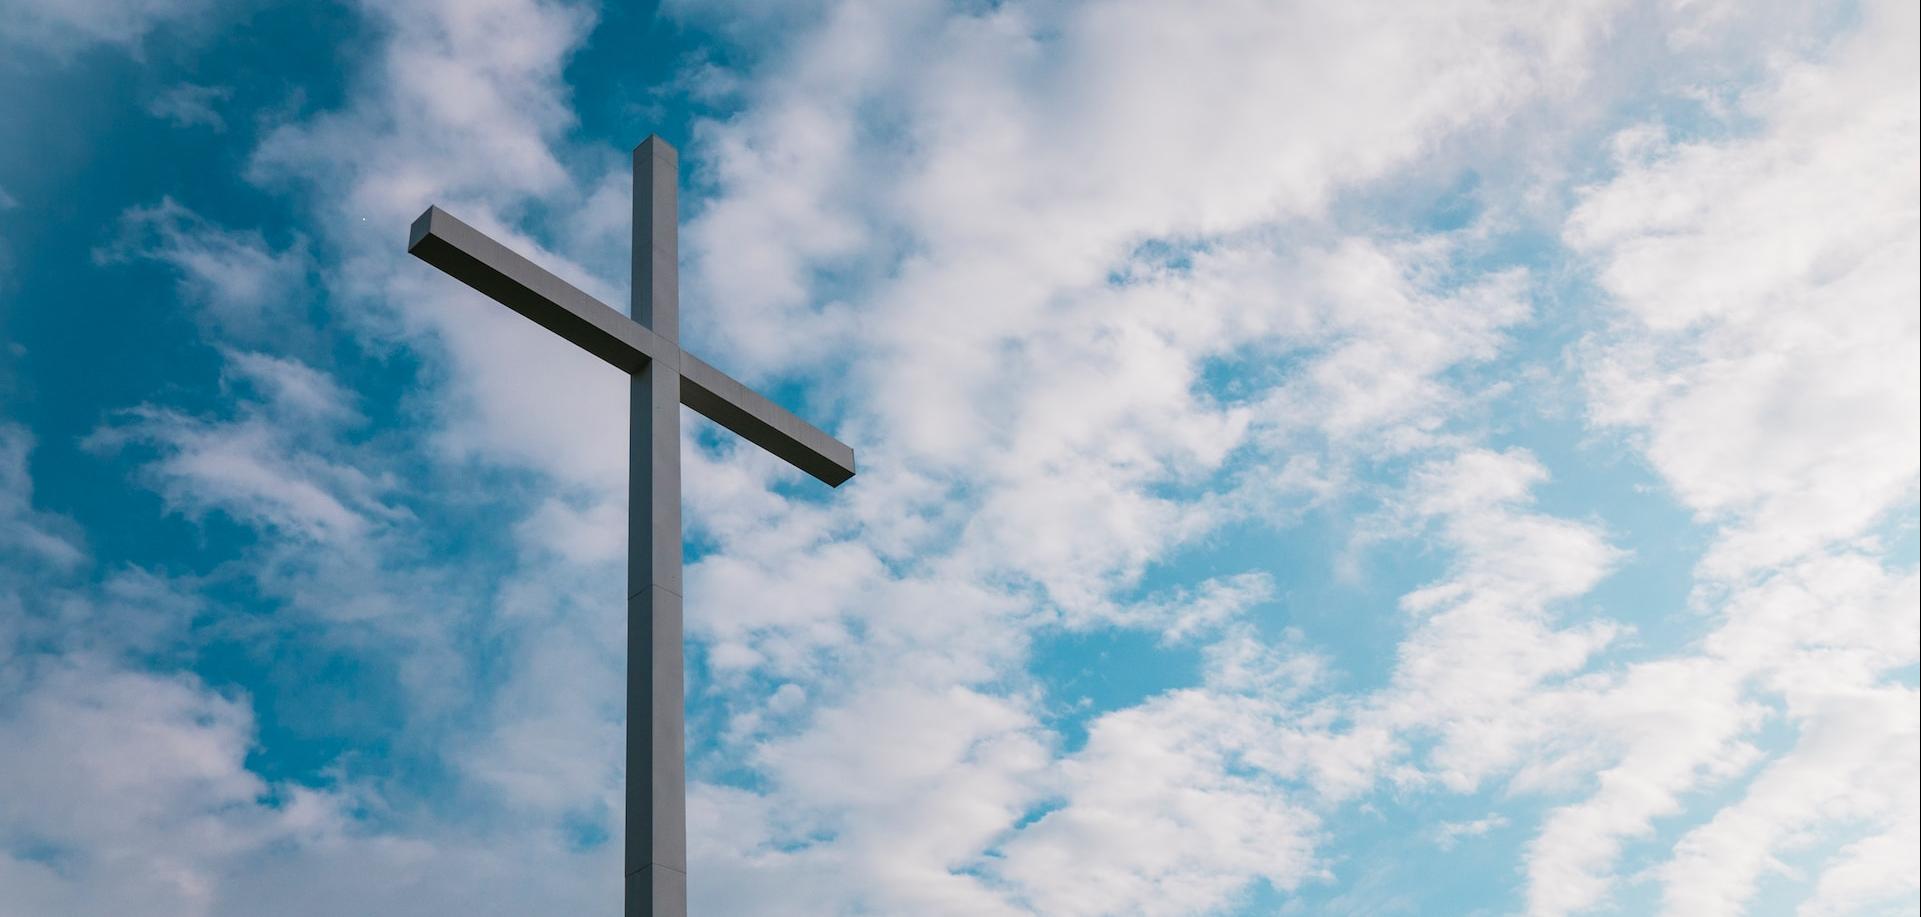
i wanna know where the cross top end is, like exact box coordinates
[637,133,676,162]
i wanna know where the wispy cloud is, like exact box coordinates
[83,351,392,546]
[147,82,233,131]
[1435,814,1508,851]
[1571,0,1920,582]
[0,0,212,52]
[0,424,86,570]
[95,198,313,345]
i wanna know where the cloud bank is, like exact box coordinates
[0,0,1914,914]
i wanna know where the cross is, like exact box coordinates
[405,136,855,917]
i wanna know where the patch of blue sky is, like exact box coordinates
[561,806,614,852]
[1170,504,1443,694]
[1192,340,1315,409]
[3,4,354,563]
[1095,361,1451,698]
[0,25,450,804]
[683,640,752,775]
[1024,625,1203,751]
[1107,236,1200,285]
[1150,393,1464,701]
[1267,784,1543,916]
[203,570,534,803]
[1017,505,1421,833]
[206,630,404,783]
[3,837,80,878]
[770,827,841,855]
[1417,169,1483,235]
[683,635,823,797]
[1485,396,1710,652]
[562,7,712,148]
[1874,502,1920,567]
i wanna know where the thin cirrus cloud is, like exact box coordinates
[92,197,314,344]
[146,82,234,132]
[0,0,1913,915]
[0,0,211,51]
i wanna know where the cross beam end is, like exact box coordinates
[407,205,669,373]
[682,353,856,488]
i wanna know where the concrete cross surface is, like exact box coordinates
[406,136,856,917]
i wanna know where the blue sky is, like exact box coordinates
[0,0,1916,915]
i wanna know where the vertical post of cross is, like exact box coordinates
[628,135,687,917]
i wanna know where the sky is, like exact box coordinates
[0,0,1916,914]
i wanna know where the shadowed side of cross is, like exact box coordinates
[405,136,853,917]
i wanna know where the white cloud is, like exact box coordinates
[0,655,349,917]
[690,684,1048,916]
[1373,449,1624,796]
[220,348,360,424]
[86,411,388,546]
[1571,0,1920,581]
[1516,2,1921,911]
[1516,545,1921,917]
[247,0,632,495]
[679,0,1617,427]
[251,0,593,225]
[0,593,626,917]
[1657,684,1918,916]
[995,691,1322,916]
[1519,656,1765,916]
[1802,818,1921,917]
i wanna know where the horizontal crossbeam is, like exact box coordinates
[409,206,671,372]
[408,206,856,487]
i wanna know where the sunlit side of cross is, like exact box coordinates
[406,136,855,917]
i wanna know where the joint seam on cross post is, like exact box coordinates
[629,586,683,600]
[626,864,688,878]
